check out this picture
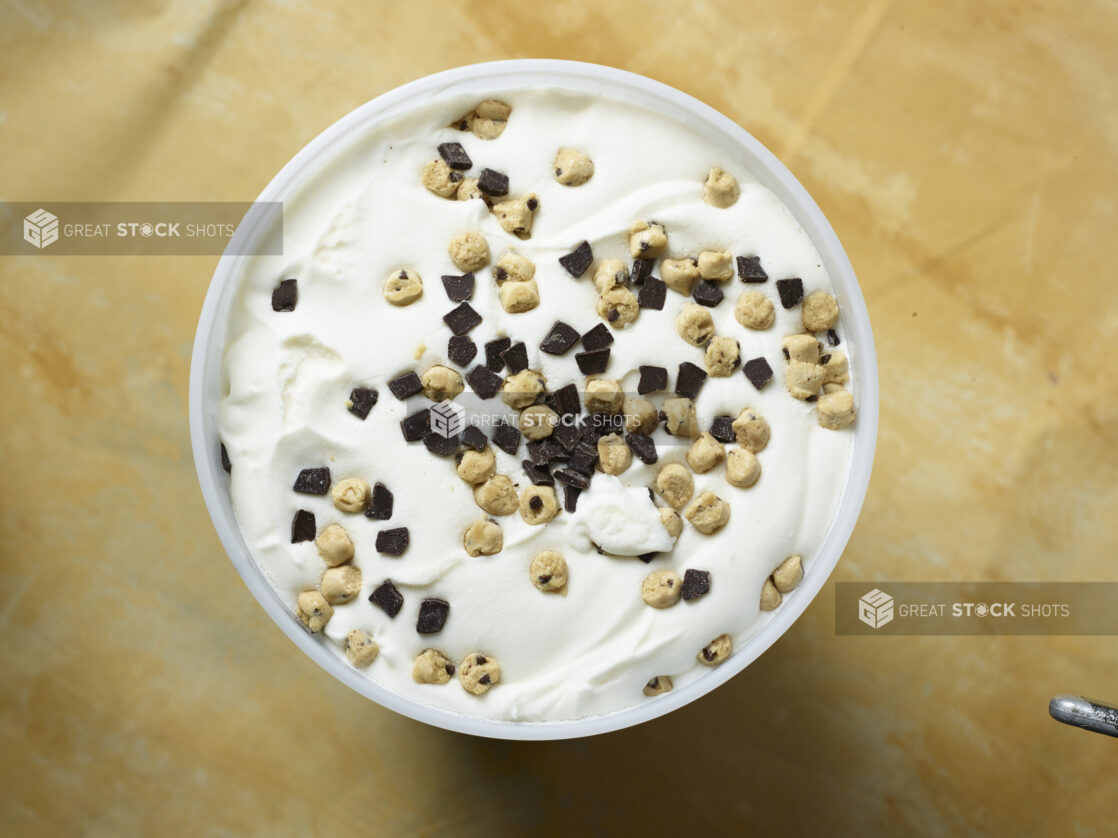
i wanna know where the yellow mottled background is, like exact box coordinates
[2,0,1117,835]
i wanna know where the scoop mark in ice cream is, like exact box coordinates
[558,241,594,278]
[293,467,331,495]
[347,386,379,419]
[271,278,297,312]
[375,527,410,556]
[369,579,404,617]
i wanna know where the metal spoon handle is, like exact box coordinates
[1050,695,1118,738]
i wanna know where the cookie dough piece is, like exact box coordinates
[703,167,740,208]
[493,194,538,238]
[732,408,770,453]
[773,554,804,593]
[457,177,482,201]
[499,278,540,313]
[786,361,826,400]
[421,159,461,198]
[469,99,512,139]
[597,433,632,475]
[519,404,557,440]
[296,590,333,633]
[412,648,455,684]
[685,491,731,534]
[473,474,519,516]
[384,268,423,306]
[782,333,820,364]
[315,523,354,567]
[802,291,840,332]
[494,252,536,283]
[686,432,725,473]
[622,397,659,435]
[554,148,594,186]
[643,675,674,696]
[585,378,624,415]
[501,369,546,409]
[662,396,698,438]
[597,286,640,328]
[725,448,761,488]
[820,350,850,384]
[661,258,701,295]
[735,291,775,330]
[519,485,560,525]
[530,550,568,593]
[698,250,734,281]
[331,477,370,513]
[659,507,683,538]
[817,386,856,429]
[459,652,500,695]
[344,629,379,668]
[457,447,497,484]
[320,565,362,605]
[641,570,683,608]
[421,364,465,401]
[654,463,694,510]
[592,259,629,294]
[675,303,715,346]
[448,231,491,272]
[705,336,741,377]
[760,578,782,611]
[463,518,503,556]
[629,219,668,258]
[698,633,732,666]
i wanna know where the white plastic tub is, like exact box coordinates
[189,60,878,740]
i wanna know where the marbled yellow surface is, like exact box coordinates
[2,1,1117,834]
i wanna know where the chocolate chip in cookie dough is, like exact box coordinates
[827,329,841,347]
[461,425,487,451]
[220,442,232,473]
[637,365,668,395]
[522,459,554,486]
[443,302,482,336]
[681,569,711,601]
[365,482,394,520]
[389,371,423,400]
[376,527,410,556]
[500,341,529,374]
[424,431,460,457]
[484,337,512,371]
[271,278,297,312]
[737,255,768,283]
[400,408,431,441]
[626,433,658,465]
[465,365,503,400]
[559,241,594,278]
[437,142,472,170]
[492,420,522,455]
[445,335,476,368]
[554,467,590,490]
[776,277,804,308]
[743,356,774,390]
[369,579,404,617]
[291,509,316,543]
[441,272,475,302]
[709,415,736,444]
[692,280,724,307]
[540,321,580,355]
[575,348,610,375]
[293,467,331,495]
[675,362,708,400]
[348,386,379,419]
[417,598,450,634]
[637,276,667,310]
[630,258,654,285]
[563,484,581,512]
[477,168,509,197]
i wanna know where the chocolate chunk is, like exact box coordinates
[548,383,581,417]
[638,552,657,564]
[776,278,804,308]
[631,258,654,285]
[526,440,550,466]
[575,348,610,375]
[417,598,450,634]
[563,485,582,512]
[492,421,521,455]
[485,337,511,371]
[675,362,708,400]
[681,569,711,601]
[437,142,472,170]
[461,425,487,451]
[424,431,459,457]
[443,302,482,335]
[447,334,477,367]
[375,527,410,556]
[569,442,598,476]
[637,365,667,395]
[692,280,724,307]
[441,272,475,302]
[559,241,593,278]
[348,386,379,419]
[271,278,297,312]
[500,341,529,374]
[293,467,330,495]
[291,509,315,543]
[580,323,614,352]
[554,468,590,489]
[220,442,231,473]
[540,321,580,355]
[827,329,841,347]
[465,365,502,400]
[637,276,667,310]
[369,579,403,617]
[366,482,394,520]
[743,356,774,390]
[626,433,658,465]
[737,255,768,283]
[538,438,567,462]
[388,371,423,400]
[477,168,509,197]
[552,421,580,451]
[522,460,554,486]
[709,415,735,444]
[585,412,624,438]
[400,408,431,441]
